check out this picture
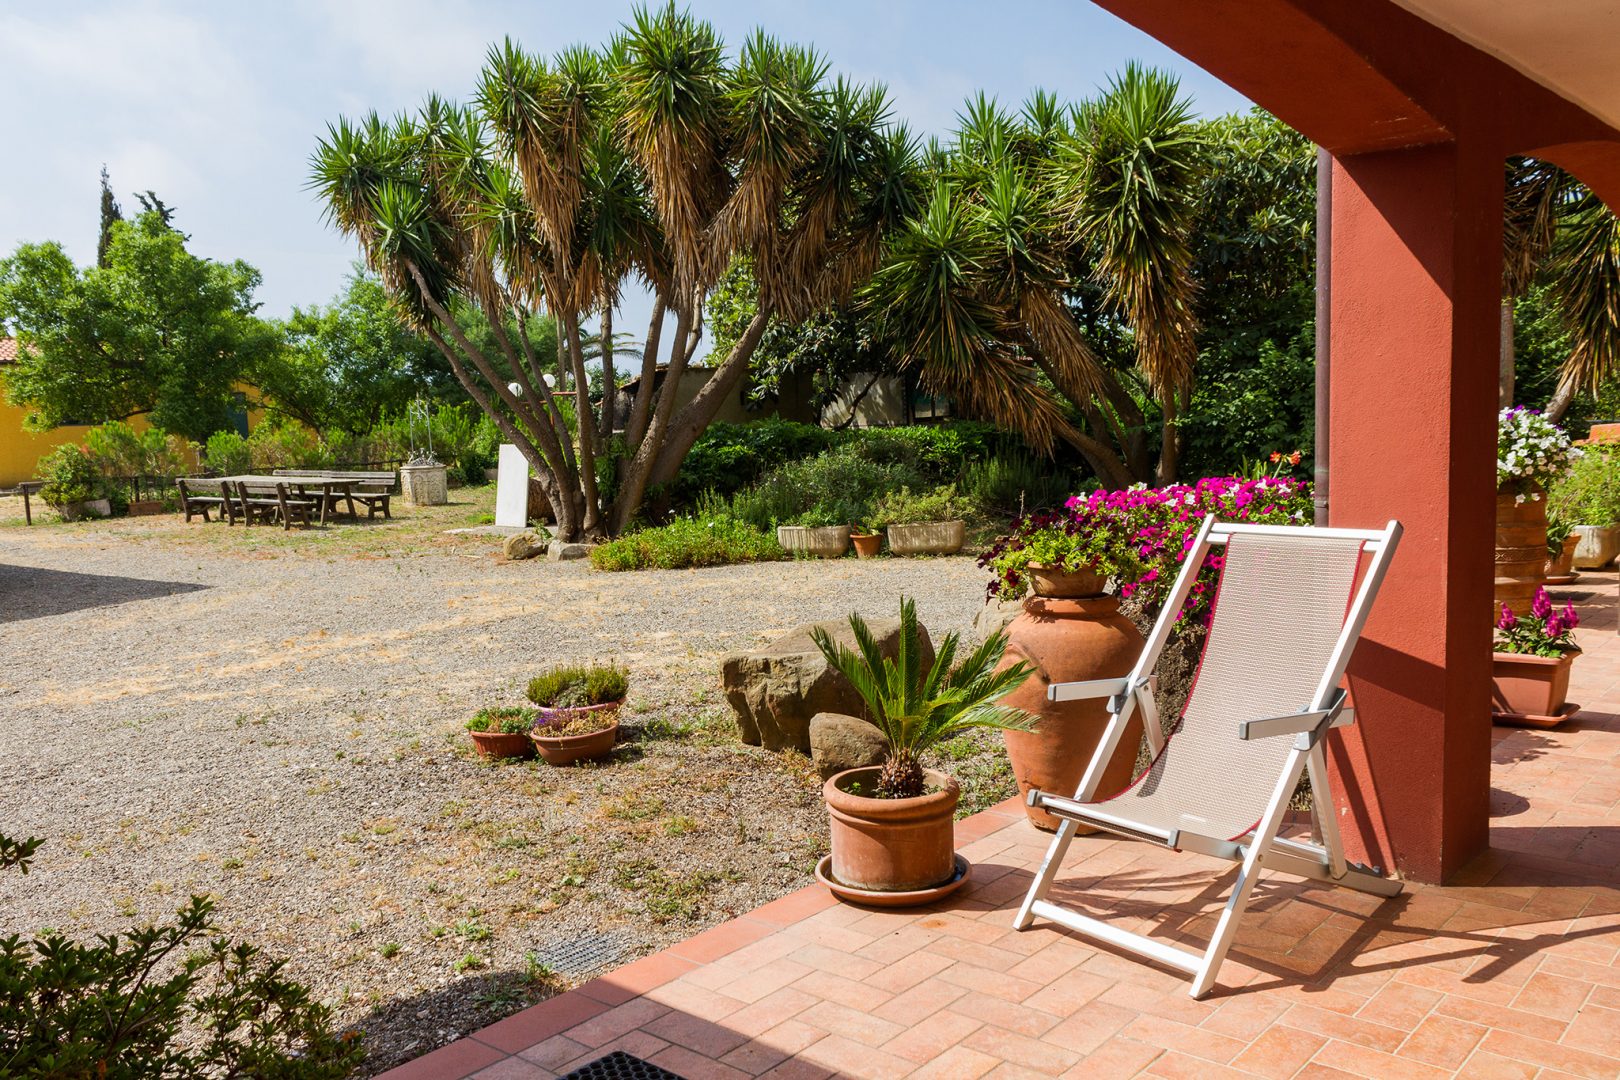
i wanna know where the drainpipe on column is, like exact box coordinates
[1314,146,1332,527]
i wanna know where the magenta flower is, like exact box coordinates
[1563,601,1580,631]
[1496,604,1518,631]
[1531,587,1553,621]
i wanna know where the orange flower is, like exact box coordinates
[1288,451,1302,465]
[1268,451,1281,463]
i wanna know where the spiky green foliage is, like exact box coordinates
[811,598,1036,798]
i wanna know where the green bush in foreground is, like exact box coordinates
[590,517,786,571]
[0,831,363,1077]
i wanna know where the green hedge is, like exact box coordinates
[590,516,787,571]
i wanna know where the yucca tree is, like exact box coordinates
[811,598,1037,799]
[865,65,1203,486]
[310,4,920,540]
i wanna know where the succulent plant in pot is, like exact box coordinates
[810,597,1036,905]
[466,706,538,759]
[526,663,628,765]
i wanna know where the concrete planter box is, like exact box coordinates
[887,519,966,556]
[776,525,850,558]
[399,463,448,506]
[1572,524,1620,569]
[57,498,112,521]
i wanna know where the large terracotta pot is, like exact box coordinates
[1491,649,1579,728]
[824,767,958,893]
[1495,488,1547,617]
[530,702,621,765]
[997,585,1145,831]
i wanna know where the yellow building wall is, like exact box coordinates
[0,388,258,487]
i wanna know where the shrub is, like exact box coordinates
[870,485,968,528]
[83,421,196,479]
[527,663,629,709]
[669,420,838,505]
[37,444,103,507]
[247,419,331,470]
[1549,444,1620,525]
[466,706,536,734]
[204,430,253,475]
[842,422,1004,480]
[590,516,787,570]
[727,444,925,530]
[0,831,363,1076]
[964,453,1079,517]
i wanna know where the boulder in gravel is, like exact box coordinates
[810,711,888,779]
[722,618,933,752]
[503,531,547,560]
[975,597,1024,641]
[547,539,595,561]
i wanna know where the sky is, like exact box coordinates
[0,0,1252,358]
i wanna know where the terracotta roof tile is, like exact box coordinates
[0,338,18,364]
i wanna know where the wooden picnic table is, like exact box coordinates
[204,475,365,525]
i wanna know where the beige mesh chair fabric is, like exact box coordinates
[1098,533,1366,843]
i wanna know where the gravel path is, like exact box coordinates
[0,512,993,1073]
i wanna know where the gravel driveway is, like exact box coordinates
[0,504,995,1073]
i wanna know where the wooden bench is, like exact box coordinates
[231,481,316,529]
[176,477,226,523]
[272,469,395,519]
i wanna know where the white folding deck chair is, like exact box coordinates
[1013,514,1404,998]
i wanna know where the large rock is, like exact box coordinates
[721,618,934,752]
[548,539,594,561]
[975,597,1023,641]
[503,531,547,560]
[810,712,888,780]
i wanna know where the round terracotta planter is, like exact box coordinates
[997,584,1146,831]
[468,729,537,760]
[530,701,621,765]
[823,767,959,895]
[851,532,883,559]
[1026,563,1109,599]
[1496,488,1548,617]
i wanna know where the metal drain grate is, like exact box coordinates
[560,1050,685,1080]
[528,930,631,978]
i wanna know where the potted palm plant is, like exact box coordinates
[810,598,1036,905]
[1492,587,1581,728]
[527,663,628,765]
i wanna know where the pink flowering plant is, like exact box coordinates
[980,477,1313,620]
[1495,587,1580,658]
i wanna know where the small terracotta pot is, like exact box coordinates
[823,767,959,894]
[1491,649,1579,725]
[851,532,883,559]
[530,701,621,765]
[468,729,537,760]
[1027,563,1108,599]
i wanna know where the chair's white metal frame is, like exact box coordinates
[1012,514,1405,998]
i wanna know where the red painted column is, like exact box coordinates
[1326,141,1501,884]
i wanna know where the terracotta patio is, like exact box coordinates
[379,576,1620,1080]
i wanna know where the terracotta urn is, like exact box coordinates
[1495,487,1547,617]
[823,767,959,894]
[1491,649,1580,728]
[530,702,621,765]
[997,570,1145,831]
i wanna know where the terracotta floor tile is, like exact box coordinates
[945,989,1062,1038]
[375,1038,507,1080]
[1559,1002,1620,1059]
[1042,1000,1139,1056]
[1280,1003,1407,1054]
[798,1033,916,1080]
[1117,1013,1246,1065]
[791,967,894,1012]
[1509,970,1595,1020]
[1396,1013,1488,1070]
[1452,1050,1539,1079]
[904,1043,1002,1080]
[641,1009,751,1060]
[718,1018,824,1075]
[514,1035,590,1071]
[468,1058,553,1080]
[476,993,612,1054]
[647,1043,752,1080]
[1431,993,1570,1041]
[880,1006,982,1063]
[961,1024,1082,1075]
[722,987,821,1039]
[560,996,670,1049]
[553,1031,672,1074]
[871,976,969,1026]
[1480,1028,1620,1079]
[797,1000,907,1047]
[1057,1035,1162,1080]
[863,947,955,993]
[1231,1024,1328,1079]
